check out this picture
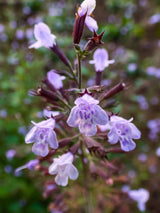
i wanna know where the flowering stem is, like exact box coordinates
[68,64,78,85]
[77,54,82,89]
[80,140,93,213]
[95,71,102,85]
[57,91,72,110]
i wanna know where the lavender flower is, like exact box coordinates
[128,188,149,212]
[100,115,141,152]
[15,159,39,173]
[47,70,65,90]
[78,0,98,32]
[29,22,56,49]
[25,118,58,157]
[67,94,108,136]
[89,48,114,72]
[49,152,79,186]
[6,149,16,160]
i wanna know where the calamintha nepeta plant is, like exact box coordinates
[16,0,149,212]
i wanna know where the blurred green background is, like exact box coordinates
[0,0,160,212]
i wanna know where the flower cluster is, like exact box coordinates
[18,3,144,212]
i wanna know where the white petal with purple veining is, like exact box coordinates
[32,141,49,157]
[79,120,97,136]
[120,138,136,152]
[108,129,119,144]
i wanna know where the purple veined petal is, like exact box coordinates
[93,105,108,125]
[120,137,136,152]
[47,130,59,149]
[29,41,42,49]
[67,164,79,180]
[26,159,39,170]
[32,118,55,129]
[32,141,49,157]
[25,126,37,144]
[75,94,99,105]
[108,129,119,144]
[49,162,58,175]
[129,123,141,139]
[47,70,64,89]
[79,120,97,136]
[85,16,98,32]
[55,174,68,186]
[67,106,80,127]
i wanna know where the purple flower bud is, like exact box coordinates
[47,70,65,90]
[99,115,141,152]
[89,48,114,72]
[25,118,58,157]
[15,159,39,173]
[128,188,149,212]
[49,152,79,186]
[29,22,56,49]
[67,94,108,136]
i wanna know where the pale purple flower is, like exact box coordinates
[147,119,160,141]
[78,0,98,32]
[137,95,149,110]
[128,188,149,212]
[6,149,16,160]
[127,63,137,73]
[15,159,39,173]
[47,70,65,89]
[29,22,56,49]
[146,66,160,78]
[67,94,108,136]
[89,48,115,72]
[49,152,79,186]
[149,14,160,24]
[100,115,141,152]
[25,118,58,157]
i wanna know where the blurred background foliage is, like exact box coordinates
[0,0,160,212]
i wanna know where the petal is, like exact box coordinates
[48,162,58,175]
[85,16,98,32]
[29,41,42,49]
[80,0,96,16]
[58,152,73,165]
[32,118,55,129]
[93,49,109,71]
[108,129,119,144]
[67,165,79,180]
[34,22,56,48]
[67,106,80,127]
[25,126,37,144]
[55,174,68,186]
[43,109,59,118]
[129,123,141,139]
[93,105,108,125]
[138,202,145,212]
[79,120,97,136]
[75,94,99,105]
[120,138,136,152]
[32,142,49,157]
[47,70,63,89]
[47,130,59,149]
